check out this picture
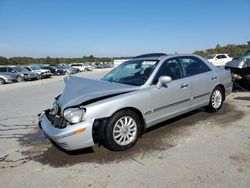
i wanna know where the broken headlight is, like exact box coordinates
[63,108,85,124]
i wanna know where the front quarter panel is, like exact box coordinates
[83,88,150,121]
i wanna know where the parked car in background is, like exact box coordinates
[225,50,250,82]
[85,64,94,71]
[70,63,86,71]
[12,66,39,80]
[206,54,233,67]
[60,64,79,74]
[96,63,110,69]
[50,64,77,75]
[42,66,65,76]
[39,53,232,152]
[23,66,52,79]
[0,67,24,84]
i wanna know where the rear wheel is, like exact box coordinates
[37,74,42,80]
[103,110,142,151]
[0,78,5,85]
[16,76,23,82]
[206,86,224,112]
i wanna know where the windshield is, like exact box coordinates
[206,55,215,59]
[31,66,40,70]
[14,67,28,72]
[102,59,158,86]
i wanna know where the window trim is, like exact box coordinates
[151,57,184,85]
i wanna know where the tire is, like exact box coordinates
[206,86,224,112]
[0,78,5,85]
[16,76,23,82]
[37,74,42,80]
[103,110,142,151]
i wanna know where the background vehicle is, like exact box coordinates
[23,66,52,79]
[206,54,233,67]
[12,66,38,80]
[96,63,111,69]
[39,53,232,152]
[225,50,250,83]
[50,64,77,75]
[70,63,86,71]
[85,64,94,71]
[42,66,65,76]
[0,67,24,84]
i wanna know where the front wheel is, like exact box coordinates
[206,86,224,112]
[0,78,5,85]
[103,110,142,151]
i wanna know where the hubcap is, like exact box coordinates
[113,116,137,146]
[212,90,222,109]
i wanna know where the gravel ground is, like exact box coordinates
[0,69,249,188]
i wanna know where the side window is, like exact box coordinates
[153,58,182,84]
[181,56,211,77]
[8,68,15,73]
[0,67,7,72]
[217,55,226,59]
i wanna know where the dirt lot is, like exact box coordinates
[0,70,249,188]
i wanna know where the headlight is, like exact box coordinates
[63,108,85,124]
[239,60,245,68]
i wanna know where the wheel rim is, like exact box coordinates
[17,76,22,82]
[113,116,137,146]
[0,79,4,84]
[211,90,222,109]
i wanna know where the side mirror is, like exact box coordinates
[11,70,16,73]
[156,76,172,89]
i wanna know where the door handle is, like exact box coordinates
[211,76,217,81]
[180,83,188,88]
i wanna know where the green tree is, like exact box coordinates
[0,56,8,65]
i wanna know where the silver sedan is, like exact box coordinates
[39,53,232,151]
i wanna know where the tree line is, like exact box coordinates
[1,42,250,65]
[194,42,250,58]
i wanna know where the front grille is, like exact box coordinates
[46,111,68,129]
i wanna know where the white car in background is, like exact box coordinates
[70,63,86,71]
[206,54,233,67]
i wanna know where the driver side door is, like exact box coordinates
[146,58,191,127]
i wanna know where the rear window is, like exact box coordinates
[0,67,7,72]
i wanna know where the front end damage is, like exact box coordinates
[38,109,95,151]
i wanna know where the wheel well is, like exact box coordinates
[216,84,225,100]
[92,107,146,144]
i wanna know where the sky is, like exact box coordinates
[0,0,250,58]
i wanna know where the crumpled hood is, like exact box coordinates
[59,76,138,110]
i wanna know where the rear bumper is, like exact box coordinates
[38,110,95,151]
[225,82,233,96]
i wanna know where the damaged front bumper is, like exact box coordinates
[38,110,95,151]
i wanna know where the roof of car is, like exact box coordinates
[133,53,167,59]
[132,53,207,61]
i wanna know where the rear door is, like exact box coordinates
[147,58,191,126]
[179,56,218,109]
